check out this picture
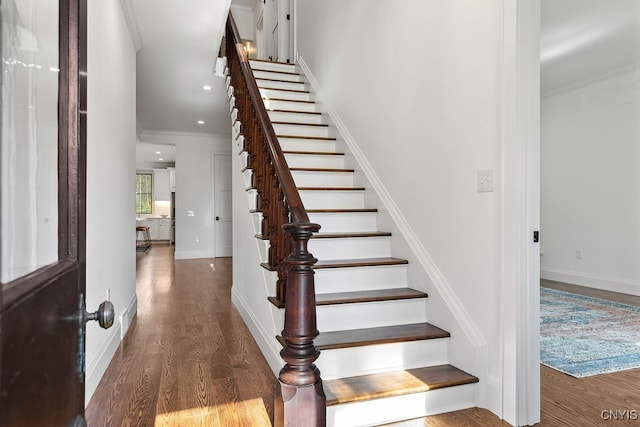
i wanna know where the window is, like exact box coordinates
[136,172,152,214]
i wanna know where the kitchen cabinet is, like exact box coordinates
[153,169,170,201]
[158,218,171,241]
[138,219,159,240]
[168,167,175,191]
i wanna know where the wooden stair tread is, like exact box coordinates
[272,121,328,127]
[306,208,378,213]
[297,187,366,191]
[253,69,300,76]
[311,232,391,239]
[315,288,427,305]
[276,323,449,351]
[291,167,354,173]
[268,288,427,309]
[262,97,316,104]
[255,77,305,84]
[279,135,337,141]
[258,86,310,94]
[260,257,408,272]
[267,109,321,115]
[250,58,294,66]
[324,364,478,406]
[314,257,408,269]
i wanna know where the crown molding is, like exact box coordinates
[119,0,143,52]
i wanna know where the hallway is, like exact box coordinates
[86,246,277,426]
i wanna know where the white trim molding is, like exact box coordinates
[542,268,640,297]
[500,0,540,425]
[297,52,488,362]
[119,0,143,52]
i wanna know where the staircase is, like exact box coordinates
[226,57,479,426]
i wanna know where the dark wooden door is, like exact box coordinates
[0,1,89,426]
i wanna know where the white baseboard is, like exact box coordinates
[85,294,138,405]
[231,287,284,377]
[541,268,640,296]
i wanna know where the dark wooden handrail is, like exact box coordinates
[227,16,308,224]
[226,13,326,427]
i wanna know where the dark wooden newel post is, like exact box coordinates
[276,222,326,426]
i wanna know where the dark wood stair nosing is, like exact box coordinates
[267,109,322,115]
[267,288,428,309]
[258,86,310,94]
[252,69,301,77]
[250,58,295,66]
[297,187,366,191]
[291,167,354,173]
[279,136,338,142]
[311,232,392,239]
[307,208,378,213]
[262,97,316,104]
[272,121,329,128]
[260,257,408,272]
[255,77,305,85]
[323,364,479,407]
[276,322,450,351]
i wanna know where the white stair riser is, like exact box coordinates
[257,79,308,92]
[231,108,238,124]
[227,85,234,99]
[316,299,426,332]
[225,75,231,88]
[327,383,477,427]
[260,88,312,102]
[308,212,378,233]
[268,111,325,125]
[314,265,407,293]
[279,138,336,153]
[242,170,253,189]
[317,339,448,380]
[239,152,249,170]
[250,212,263,232]
[232,121,241,140]
[309,236,391,260]
[256,239,269,263]
[249,60,296,73]
[273,123,331,138]
[263,99,318,113]
[252,70,304,82]
[234,135,245,155]
[246,189,258,211]
[299,190,364,210]
[284,154,345,169]
[292,171,353,188]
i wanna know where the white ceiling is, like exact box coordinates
[136,143,175,168]
[129,0,233,135]
[541,0,640,96]
[128,0,639,141]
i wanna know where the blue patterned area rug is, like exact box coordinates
[540,287,640,378]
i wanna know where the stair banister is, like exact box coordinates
[225,14,326,427]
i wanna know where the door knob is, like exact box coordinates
[215,216,220,221]
[85,301,115,329]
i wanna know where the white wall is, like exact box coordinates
[140,131,231,259]
[85,0,138,403]
[541,67,640,295]
[295,0,505,418]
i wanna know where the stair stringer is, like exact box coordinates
[229,119,286,377]
[296,55,493,411]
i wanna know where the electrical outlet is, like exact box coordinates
[576,249,583,259]
[477,169,494,193]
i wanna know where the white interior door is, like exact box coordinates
[214,154,232,257]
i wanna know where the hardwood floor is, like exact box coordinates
[85,249,640,426]
[85,245,277,426]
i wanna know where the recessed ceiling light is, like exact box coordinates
[197,120,205,125]
[158,158,164,161]
[155,151,161,154]
[202,85,212,91]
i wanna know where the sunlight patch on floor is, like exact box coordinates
[154,398,270,426]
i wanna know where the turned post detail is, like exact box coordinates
[226,13,326,426]
[276,222,326,426]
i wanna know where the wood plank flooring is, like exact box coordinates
[85,248,640,426]
[85,245,277,426]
